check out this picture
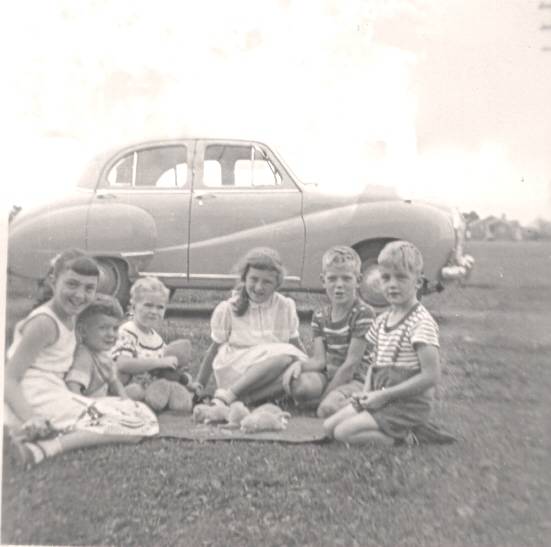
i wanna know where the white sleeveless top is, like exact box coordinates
[8,304,77,377]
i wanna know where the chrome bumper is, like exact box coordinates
[441,254,475,281]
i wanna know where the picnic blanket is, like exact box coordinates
[158,412,327,444]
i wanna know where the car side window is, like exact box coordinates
[106,146,188,188]
[203,144,282,188]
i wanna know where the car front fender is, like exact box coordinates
[301,200,456,287]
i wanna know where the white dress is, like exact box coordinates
[211,293,307,388]
[5,305,158,437]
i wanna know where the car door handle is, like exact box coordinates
[194,193,216,205]
[96,192,117,200]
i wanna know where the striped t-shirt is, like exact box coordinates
[311,298,375,381]
[365,303,439,370]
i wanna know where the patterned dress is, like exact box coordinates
[111,320,166,388]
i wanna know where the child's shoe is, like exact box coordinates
[212,388,236,406]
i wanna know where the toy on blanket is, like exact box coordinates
[193,403,230,424]
[227,401,251,427]
[150,339,193,385]
[142,379,193,414]
[240,404,291,434]
[193,401,292,433]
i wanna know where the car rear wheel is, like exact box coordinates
[96,257,131,309]
[356,241,391,309]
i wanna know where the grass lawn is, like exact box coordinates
[2,241,551,546]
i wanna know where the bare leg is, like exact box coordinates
[230,355,294,398]
[291,372,326,407]
[333,410,394,446]
[57,431,142,453]
[317,389,350,419]
[323,403,359,438]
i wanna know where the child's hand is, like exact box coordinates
[282,361,302,394]
[188,381,204,397]
[358,389,389,410]
[349,392,364,411]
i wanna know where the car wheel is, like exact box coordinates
[96,257,131,308]
[356,241,391,309]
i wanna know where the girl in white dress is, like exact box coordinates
[4,250,158,468]
[192,247,307,406]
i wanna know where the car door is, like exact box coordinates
[188,140,305,287]
[86,142,193,278]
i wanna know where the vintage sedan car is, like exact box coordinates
[8,138,474,307]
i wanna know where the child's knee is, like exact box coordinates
[316,391,347,418]
[291,373,325,403]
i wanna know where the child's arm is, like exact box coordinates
[324,337,368,394]
[65,345,93,395]
[289,335,307,355]
[5,315,57,426]
[191,341,220,395]
[115,354,178,376]
[360,343,440,410]
[108,376,129,398]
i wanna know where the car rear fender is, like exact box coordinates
[301,200,455,286]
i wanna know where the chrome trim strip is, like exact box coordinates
[140,272,189,278]
[120,251,155,258]
[137,272,301,283]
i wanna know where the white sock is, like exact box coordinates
[214,388,236,405]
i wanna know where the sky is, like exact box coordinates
[1,0,550,223]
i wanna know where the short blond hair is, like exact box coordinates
[130,276,170,306]
[322,246,361,276]
[378,241,424,275]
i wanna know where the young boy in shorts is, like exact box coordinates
[324,240,449,445]
[283,246,375,417]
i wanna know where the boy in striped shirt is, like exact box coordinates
[283,246,375,417]
[324,241,444,445]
